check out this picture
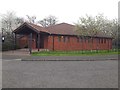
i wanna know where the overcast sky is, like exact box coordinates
[0,0,119,24]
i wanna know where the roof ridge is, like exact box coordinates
[45,22,75,29]
[24,22,74,28]
[26,22,43,27]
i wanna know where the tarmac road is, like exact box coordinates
[2,59,118,88]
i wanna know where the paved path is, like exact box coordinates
[2,49,30,60]
[2,49,30,55]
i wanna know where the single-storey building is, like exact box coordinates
[13,22,112,51]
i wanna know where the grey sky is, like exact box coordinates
[0,0,119,24]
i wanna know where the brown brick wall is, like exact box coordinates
[19,35,28,48]
[18,34,112,51]
[47,35,112,51]
[18,34,36,49]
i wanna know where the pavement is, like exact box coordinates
[22,55,118,61]
[2,49,30,60]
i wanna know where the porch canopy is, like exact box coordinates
[13,22,49,34]
[13,22,49,52]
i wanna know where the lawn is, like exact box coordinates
[32,49,119,56]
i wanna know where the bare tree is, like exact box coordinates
[75,14,118,50]
[0,11,24,50]
[1,11,24,34]
[75,14,101,51]
[38,15,57,27]
[26,15,36,23]
[108,19,118,49]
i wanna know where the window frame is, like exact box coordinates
[63,36,66,42]
[101,38,103,44]
[104,39,106,43]
[58,36,61,42]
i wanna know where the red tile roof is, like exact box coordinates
[45,23,76,35]
[13,22,49,33]
[13,22,112,38]
[27,23,49,33]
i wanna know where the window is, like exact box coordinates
[88,37,93,43]
[91,38,93,43]
[66,36,70,42]
[104,39,106,43]
[80,37,83,42]
[63,36,66,42]
[77,37,83,43]
[84,37,86,43]
[58,36,61,42]
[77,37,79,42]
[98,38,100,43]
[88,38,90,43]
[101,38,103,44]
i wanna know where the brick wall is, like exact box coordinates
[18,34,112,51]
[19,35,28,48]
[47,35,112,51]
[18,34,36,49]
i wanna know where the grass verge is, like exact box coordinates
[32,50,119,56]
